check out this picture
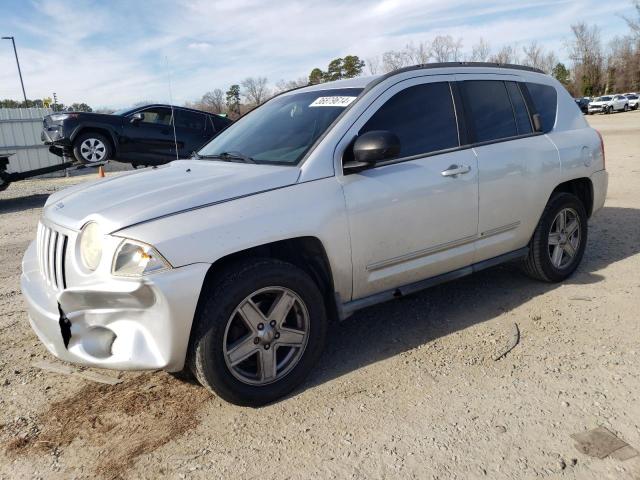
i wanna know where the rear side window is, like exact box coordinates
[360,82,459,158]
[526,83,557,133]
[175,110,205,131]
[505,82,532,135]
[462,80,518,142]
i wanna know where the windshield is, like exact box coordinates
[595,96,611,102]
[198,88,363,165]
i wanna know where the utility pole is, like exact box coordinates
[53,92,58,112]
[1,36,28,104]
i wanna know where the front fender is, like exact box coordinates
[116,177,353,302]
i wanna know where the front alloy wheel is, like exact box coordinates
[80,138,107,163]
[223,287,310,386]
[188,258,327,406]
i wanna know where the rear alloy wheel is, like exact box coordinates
[522,192,588,282]
[73,132,112,165]
[188,258,327,406]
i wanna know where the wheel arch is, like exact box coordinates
[193,236,340,331]
[71,125,119,155]
[549,177,594,217]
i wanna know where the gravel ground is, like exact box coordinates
[0,111,639,479]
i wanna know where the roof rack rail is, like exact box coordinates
[358,61,545,98]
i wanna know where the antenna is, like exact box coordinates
[165,56,180,161]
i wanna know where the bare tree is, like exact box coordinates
[201,89,225,113]
[431,35,463,62]
[470,38,491,62]
[405,41,431,64]
[622,0,640,38]
[366,56,381,75]
[489,44,519,64]
[382,50,411,73]
[568,22,605,95]
[274,77,308,93]
[241,77,270,106]
[521,41,558,73]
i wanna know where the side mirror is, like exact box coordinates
[130,112,144,124]
[348,130,401,170]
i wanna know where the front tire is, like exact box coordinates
[187,259,327,406]
[73,132,112,165]
[624,103,629,112]
[523,193,588,283]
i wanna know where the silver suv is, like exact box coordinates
[21,63,608,405]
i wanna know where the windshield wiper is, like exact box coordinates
[199,151,256,164]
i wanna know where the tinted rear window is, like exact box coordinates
[175,110,205,131]
[360,82,459,158]
[527,83,557,133]
[462,80,518,142]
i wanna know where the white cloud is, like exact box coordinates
[0,0,632,108]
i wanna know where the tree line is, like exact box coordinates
[191,2,640,117]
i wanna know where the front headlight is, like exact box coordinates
[112,239,171,277]
[79,222,103,271]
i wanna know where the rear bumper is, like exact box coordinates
[590,169,608,216]
[21,240,210,372]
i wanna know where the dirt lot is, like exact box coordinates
[1,111,639,479]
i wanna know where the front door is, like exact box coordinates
[121,106,176,163]
[339,77,479,299]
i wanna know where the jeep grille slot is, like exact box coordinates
[37,222,67,290]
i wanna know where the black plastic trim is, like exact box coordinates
[340,247,529,317]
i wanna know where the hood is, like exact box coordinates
[44,160,301,232]
[589,100,609,106]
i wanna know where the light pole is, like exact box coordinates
[2,36,28,104]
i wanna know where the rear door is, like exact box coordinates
[458,76,560,263]
[173,109,208,157]
[121,107,176,163]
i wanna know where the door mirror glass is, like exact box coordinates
[352,130,401,165]
[130,112,144,124]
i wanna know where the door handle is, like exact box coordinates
[441,164,471,178]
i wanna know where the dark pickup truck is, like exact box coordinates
[42,104,232,166]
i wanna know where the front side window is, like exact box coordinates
[138,107,172,126]
[198,88,363,165]
[463,80,518,142]
[360,82,459,158]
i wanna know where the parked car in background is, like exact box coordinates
[42,104,232,166]
[574,97,589,114]
[22,63,607,406]
[588,95,629,114]
[625,94,639,110]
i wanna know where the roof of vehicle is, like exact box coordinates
[295,62,547,95]
[120,103,228,118]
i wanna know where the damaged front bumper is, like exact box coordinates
[20,240,209,372]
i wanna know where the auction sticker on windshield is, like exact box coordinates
[309,96,357,107]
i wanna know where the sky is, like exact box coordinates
[0,0,634,109]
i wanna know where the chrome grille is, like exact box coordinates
[36,222,68,290]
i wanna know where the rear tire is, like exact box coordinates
[187,258,327,406]
[522,193,588,283]
[73,132,112,165]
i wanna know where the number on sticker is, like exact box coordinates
[309,96,357,107]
